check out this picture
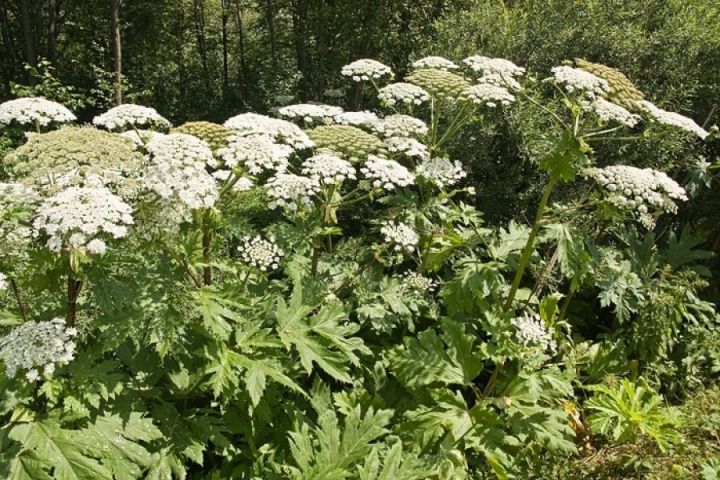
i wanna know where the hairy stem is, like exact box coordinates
[503,176,558,311]
[9,278,28,322]
[202,227,213,285]
[66,274,83,327]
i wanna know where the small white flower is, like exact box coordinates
[217,135,292,173]
[379,114,428,139]
[265,173,319,211]
[360,155,415,191]
[381,221,419,253]
[333,111,382,131]
[301,153,356,185]
[462,56,525,90]
[585,165,688,227]
[237,235,284,271]
[511,313,557,352]
[384,137,430,160]
[0,272,7,291]
[416,157,467,188]
[403,271,438,292]
[0,318,78,380]
[551,66,610,99]
[378,83,430,107]
[0,97,76,128]
[411,56,459,71]
[144,134,219,217]
[93,104,171,132]
[636,100,709,139]
[461,83,515,107]
[341,59,393,82]
[585,98,640,127]
[278,103,343,126]
[224,113,315,150]
[33,186,134,251]
[86,239,107,255]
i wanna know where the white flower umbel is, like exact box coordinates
[265,173,319,211]
[411,56,459,71]
[278,103,343,126]
[0,272,7,291]
[333,111,382,131]
[381,221,419,253]
[403,271,438,292]
[144,134,219,213]
[33,186,134,252]
[301,153,356,185]
[360,155,415,191]
[378,83,430,107]
[384,137,430,160]
[416,157,467,188]
[0,317,77,380]
[511,313,557,352]
[462,56,526,90]
[585,98,640,128]
[237,235,283,271]
[379,114,429,139]
[341,59,393,82]
[551,66,610,99]
[224,113,315,150]
[93,104,171,132]
[461,83,515,107]
[85,239,107,255]
[0,97,76,128]
[147,133,217,169]
[218,135,292,173]
[636,100,709,139]
[585,165,688,226]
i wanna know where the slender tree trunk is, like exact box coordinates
[0,0,19,77]
[47,0,58,64]
[221,0,229,96]
[19,0,36,81]
[291,0,310,100]
[110,0,122,104]
[193,0,210,88]
[264,0,278,74]
[233,0,247,97]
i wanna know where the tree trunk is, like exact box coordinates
[110,0,122,105]
[291,0,310,100]
[264,0,278,74]
[233,0,248,97]
[221,0,229,96]
[193,0,210,87]
[19,0,36,78]
[0,0,19,77]
[48,0,58,64]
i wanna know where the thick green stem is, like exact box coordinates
[202,228,213,285]
[9,278,28,322]
[503,176,558,311]
[66,274,82,327]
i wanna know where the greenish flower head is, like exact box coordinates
[406,68,471,100]
[308,125,387,162]
[172,121,234,153]
[571,59,645,111]
[4,126,145,199]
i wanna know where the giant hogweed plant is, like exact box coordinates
[0,55,716,479]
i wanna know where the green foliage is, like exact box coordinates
[585,378,680,451]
